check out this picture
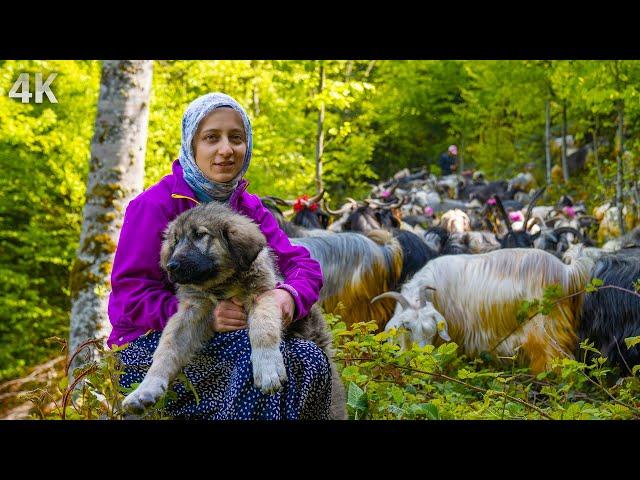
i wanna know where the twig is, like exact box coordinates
[340,356,552,419]
[490,284,640,355]
[613,336,634,376]
[597,285,640,298]
[0,356,65,392]
[578,369,640,417]
[65,339,102,376]
[61,364,98,420]
[489,289,586,354]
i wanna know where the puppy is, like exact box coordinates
[121,201,346,419]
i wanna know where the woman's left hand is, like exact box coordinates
[256,288,295,328]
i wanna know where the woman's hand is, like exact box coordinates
[211,297,247,332]
[256,288,296,329]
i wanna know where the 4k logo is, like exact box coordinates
[8,73,58,103]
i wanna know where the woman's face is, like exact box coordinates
[193,108,247,183]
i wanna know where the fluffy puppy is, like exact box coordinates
[121,201,345,419]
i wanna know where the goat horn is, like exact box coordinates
[371,292,414,311]
[524,186,547,230]
[308,189,325,205]
[323,200,350,216]
[553,226,584,242]
[265,195,295,207]
[492,194,514,235]
[387,196,405,209]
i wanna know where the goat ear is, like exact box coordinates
[434,311,451,342]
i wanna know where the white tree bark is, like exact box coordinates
[315,62,325,195]
[545,100,551,186]
[561,100,569,183]
[69,60,153,374]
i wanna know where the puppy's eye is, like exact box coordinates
[193,229,206,240]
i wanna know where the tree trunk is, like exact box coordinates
[460,132,465,173]
[545,100,551,186]
[315,62,325,194]
[364,60,376,78]
[561,100,569,183]
[344,60,354,83]
[616,101,625,235]
[251,60,260,117]
[593,116,604,187]
[68,60,153,374]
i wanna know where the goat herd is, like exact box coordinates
[261,168,640,375]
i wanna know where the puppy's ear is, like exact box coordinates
[222,219,267,271]
[159,224,176,270]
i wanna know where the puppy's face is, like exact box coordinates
[160,203,266,287]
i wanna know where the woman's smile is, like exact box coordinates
[194,108,247,183]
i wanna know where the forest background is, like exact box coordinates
[1,59,638,401]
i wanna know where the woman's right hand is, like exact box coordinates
[211,297,248,332]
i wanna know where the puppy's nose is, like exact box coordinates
[166,260,179,272]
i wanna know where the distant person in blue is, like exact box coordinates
[439,144,458,176]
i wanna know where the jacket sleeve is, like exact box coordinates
[108,196,178,336]
[251,201,324,320]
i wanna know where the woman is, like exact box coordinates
[108,92,331,419]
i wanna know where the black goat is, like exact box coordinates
[577,248,640,373]
[422,226,472,255]
[343,202,402,233]
[493,187,546,248]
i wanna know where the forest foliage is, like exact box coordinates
[1,59,639,390]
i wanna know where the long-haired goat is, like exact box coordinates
[577,247,640,372]
[375,246,595,373]
[291,229,438,329]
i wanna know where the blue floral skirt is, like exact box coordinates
[117,330,332,420]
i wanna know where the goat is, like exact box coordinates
[376,246,595,373]
[602,226,640,252]
[342,198,403,234]
[492,187,546,248]
[594,203,633,244]
[439,209,471,233]
[422,226,472,255]
[291,229,438,329]
[263,190,329,230]
[578,247,640,371]
[261,198,333,238]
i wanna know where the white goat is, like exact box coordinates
[377,246,595,373]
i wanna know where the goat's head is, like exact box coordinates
[494,186,546,248]
[372,288,451,350]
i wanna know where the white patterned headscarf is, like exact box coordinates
[179,92,252,203]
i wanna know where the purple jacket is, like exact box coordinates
[107,160,324,347]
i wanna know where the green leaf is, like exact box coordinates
[624,336,640,349]
[347,381,368,412]
[415,403,440,420]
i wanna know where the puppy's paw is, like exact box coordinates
[122,375,168,414]
[251,346,288,394]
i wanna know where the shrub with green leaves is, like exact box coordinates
[327,313,640,420]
